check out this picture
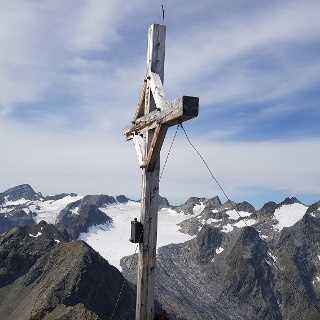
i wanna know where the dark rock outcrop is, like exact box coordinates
[306,201,320,215]
[43,193,78,201]
[0,222,135,320]
[203,196,222,210]
[279,197,302,206]
[122,214,320,320]
[236,201,255,213]
[75,195,117,208]
[174,197,205,215]
[158,196,171,210]
[56,198,112,239]
[0,184,41,204]
[258,201,278,217]
[116,195,130,204]
[0,209,35,234]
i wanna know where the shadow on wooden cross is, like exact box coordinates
[124,71,199,171]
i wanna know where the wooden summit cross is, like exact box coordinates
[124,24,199,320]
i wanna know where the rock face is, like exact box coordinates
[0,184,41,204]
[0,209,35,234]
[0,222,135,320]
[116,195,130,204]
[158,195,171,210]
[174,196,206,215]
[56,196,113,239]
[0,185,135,237]
[43,193,78,201]
[122,213,320,320]
[177,197,256,236]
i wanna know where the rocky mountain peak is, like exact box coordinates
[0,184,41,203]
[0,222,136,320]
[258,201,278,215]
[116,194,130,203]
[79,194,117,208]
[279,196,301,206]
[158,195,170,209]
[192,225,223,263]
[56,197,113,239]
[43,193,78,201]
[222,199,236,210]
[236,201,255,213]
[306,200,320,215]
[203,196,222,210]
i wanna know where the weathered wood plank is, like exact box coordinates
[144,124,167,171]
[136,23,166,320]
[124,95,199,140]
[149,72,167,111]
[133,81,147,120]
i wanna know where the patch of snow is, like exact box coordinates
[216,247,224,254]
[226,209,251,220]
[29,232,42,238]
[32,195,83,224]
[206,218,220,224]
[54,239,61,243]
[222,224,234,233]
[79,202,194,270]
[233,219,256,228]
[274,203,307,231]
[269,252,277,262]
[4,198,30,206]
[193,203,205,215]
[313,276,320,286]
[70,207,79,215]
[211,257,215,262]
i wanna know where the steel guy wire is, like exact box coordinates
[179,123,320,314]
[160,124,180,181]
[110,128,177,318]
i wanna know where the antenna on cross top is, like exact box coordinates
[161,4,165,23]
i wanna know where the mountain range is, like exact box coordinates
[1,184,320,319]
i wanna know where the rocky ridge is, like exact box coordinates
[0,221,136,320]
[122,205,320,319]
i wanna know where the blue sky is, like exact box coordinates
[0,0,319,207]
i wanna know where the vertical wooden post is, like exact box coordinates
[136,24,166,320]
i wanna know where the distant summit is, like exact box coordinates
[0,184,41,204]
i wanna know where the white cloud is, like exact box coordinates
[0,120,319,204]
[164,0,320,105]
[159,131,320,202]
[0,0,146,111]
[0,0,319,203]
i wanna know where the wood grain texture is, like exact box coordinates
[124,95,199,140]
[136,24,166,320]
[126,23,199,320]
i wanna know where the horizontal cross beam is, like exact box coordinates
[124,96,199,140]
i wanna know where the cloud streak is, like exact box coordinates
[0,0,319,204]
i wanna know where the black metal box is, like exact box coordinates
[130,218,143,243]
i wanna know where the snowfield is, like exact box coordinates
[32,195,83,224]
[274,203,307,231]
[79,202,194,269]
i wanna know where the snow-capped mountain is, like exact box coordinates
[1,184,320,319]
[122,200,320,320]
[0,184,319,270]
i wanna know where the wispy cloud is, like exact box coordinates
[0,0,319,203]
